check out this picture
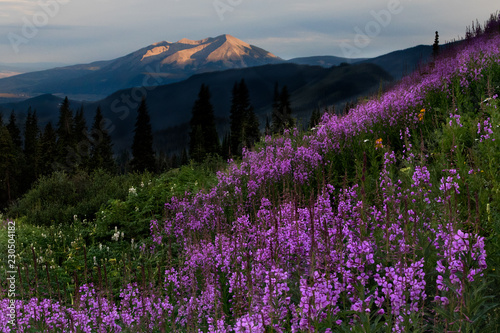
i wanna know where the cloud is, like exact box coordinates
[0,0,38,19]
[0,0,498,63]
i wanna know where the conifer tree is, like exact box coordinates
[74,106,90,169]
[432,31,440,58]
[24,108,40,188]
[180,148,189,166]
[0,126,16,205]
[229,82,242,156]
[56,97,74,160]
[265,116,271,136]
[229,79,260,156]
[271,84,294,134]
[74,106,88,143]
[244,106,260,149]
[309,108,322,129]
[40,123,57,176]
[89,106,115,172]
[221,131,231,160]
[7,110,22,148]
[130,98,155,172]
[170,153,179,169]
[5,111,23,200]
[189,84,219,162]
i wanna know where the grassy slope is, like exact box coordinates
[1,23,500,333]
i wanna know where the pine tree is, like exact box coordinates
[0,127,16,205]
[5,111,23,200]
[432,31,440,58]
[74,106,88,143]
[170,153,179,169]
[130,98,155,172]
[73,106,90,169]
[221,131,231,160]
[56,97,74,161]
[271,84,294,134]
[244,107,260,149]
[189,84,219,162]
[271,83,280,134]
[89,106,115,172]
[309,108,322,129]
[40,122,57,176]
[265,116,271,136]
[229,82,242,156]
[229,79,260,156]
[24,108,40,188]
[180,148,189,166]
[7,111,22,148]
[280,85,294,128]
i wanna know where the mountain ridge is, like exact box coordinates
[0,62,392,155]
[0,34,282,99]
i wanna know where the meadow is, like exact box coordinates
[1,16,500,332]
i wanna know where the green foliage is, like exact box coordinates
[95,162,218,241]
[7,170,142,226]
[0,161,219,305]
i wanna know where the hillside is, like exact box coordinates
[1,14,500,333]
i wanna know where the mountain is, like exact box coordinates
[0,34,282,101]
[287,45,433,80]
[0,62,68,79]
[287,55,368,67]
[0,62,392,155]
[358,45,433,79]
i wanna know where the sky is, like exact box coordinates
[0,0,498,66]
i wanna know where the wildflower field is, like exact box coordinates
[2,15,500,333]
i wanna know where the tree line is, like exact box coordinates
[0,79,295,209]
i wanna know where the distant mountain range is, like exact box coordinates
[287,44,433,79]
[0,62,392,154]
[0,34,434,102]
[0,34,436,154]
[0,34,282,100]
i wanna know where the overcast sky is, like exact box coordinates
[0,0,498,65]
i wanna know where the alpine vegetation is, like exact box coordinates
[1,13,500,333]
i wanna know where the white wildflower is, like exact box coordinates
[129,186,137,195]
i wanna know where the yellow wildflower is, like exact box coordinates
[418,108,425,121]
[375,138,383,149]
